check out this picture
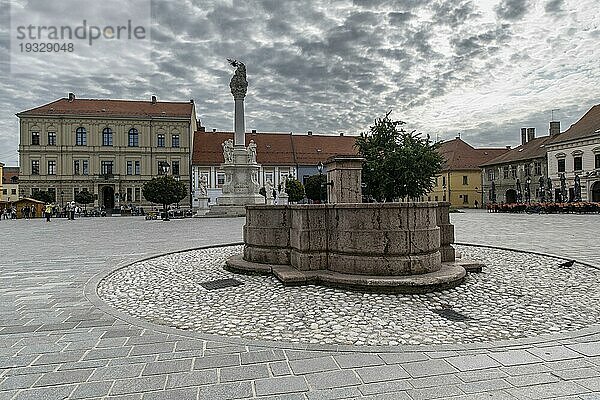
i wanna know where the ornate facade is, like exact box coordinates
[17,94,197,210]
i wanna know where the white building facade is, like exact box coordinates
[546,105,600,202]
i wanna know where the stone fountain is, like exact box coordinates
[227,156,482,293]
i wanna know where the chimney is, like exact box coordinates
[212,128,217,133]
[307,130,312,136]
[527,127,535,142]
[199,126,205,132]
[505,145,511,149]
[151,95,157,104]
[549,121,561,136]
[339,132,344,136]
[251,129,257,134]
[520,128,527,145]
[189,99,194,104]
[68,92,75,102]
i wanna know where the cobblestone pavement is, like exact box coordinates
[98,245,600,346]
[1,212,600,399]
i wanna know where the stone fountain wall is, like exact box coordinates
[244,202,446,276]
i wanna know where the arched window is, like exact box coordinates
[102,128,113,146]
[128,128,139,147]
[76,127,87,146]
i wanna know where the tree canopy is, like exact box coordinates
[31,190,55,204]
[74,190,94,206]
[285,178,305,203]
[304,174,326,202]
[142,176,187,209]
[355,112,443,202]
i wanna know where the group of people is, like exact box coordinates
[1,206,17,220]
[487,201,600,214]
[43,201,81,222]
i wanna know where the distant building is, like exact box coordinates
[0,162,3,202]
[191,129,357,204]
[546,104,600,202]
[1,167,20,202]
[428,138,509,207]
[480,127,554,204]
[17,93,197,210]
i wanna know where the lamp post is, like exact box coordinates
[317,161,324,204]
[160,162,171,220]
[60,190,64,208]
[526,176,531,204]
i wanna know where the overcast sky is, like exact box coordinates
[0,0,599,166]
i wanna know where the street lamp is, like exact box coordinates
[160,162,171,220]
[60,190,64,208]
[317,161,324,203]
[526,176,531,204]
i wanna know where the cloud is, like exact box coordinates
[495,0,530,21]
[0,0,598,166]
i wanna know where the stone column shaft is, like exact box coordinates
[234,97,245,147]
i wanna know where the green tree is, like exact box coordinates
[304,174,327,202]
[31,190,55,204]
[285,178,305,203]
[355,112,443,202]
[142,176,187,219]
[74,190,94,210]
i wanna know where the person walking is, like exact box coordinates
[69,201,76,220]
[44,203,53,222]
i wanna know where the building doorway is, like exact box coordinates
[102,186,115,210]
[592,181,600,202]
[505,189,517,204]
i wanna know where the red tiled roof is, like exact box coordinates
[437,138,509,171]
[480,135,553,166]
[548,104,600,144]
[192,131,357,166]
[2,167,19,184]
[18,98,194,118]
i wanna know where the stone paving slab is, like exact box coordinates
[1,214,600,399]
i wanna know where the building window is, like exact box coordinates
[442,176,446,186]
[134,161,140,175]
[102,128,113,146]
[31,131,40,145]
[126,188,133,202]
[2,189,6,195]
[82,160,89,175]
[76,127,87,146]
[558,159,566,173]
[158,161,169,175]
[101,161,114,175]
[135,187,141,202]
[534,162,542,176]
[510,165,517,179]
[434,196,438,201]
[127,161,133,175]
[463,194,469,204]
[217,173,225,188]
[74,188,79,198]
[503,166,509,179]
[11,189,16,195]
[462,176,468,185]
[48,132,56,146]
[487,169,495,181]
[172,160,180,176]
[524,163,531,176]
[31,160,40,175]
[265,171,274,185]
[74,160,80,175]
[596,154,600,169]
[47,188,56,201]
[128,128,139,147]
[172,135,180,148]
[157,133,165,147]
[573,156,582,171]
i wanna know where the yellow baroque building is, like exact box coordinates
[428,138,509,208]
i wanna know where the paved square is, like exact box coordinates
[0,212,599,399]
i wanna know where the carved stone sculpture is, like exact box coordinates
[228,59,248,99]
[222,139,234,164]
[248,140,257,164]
